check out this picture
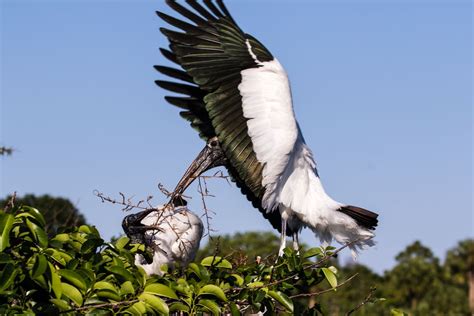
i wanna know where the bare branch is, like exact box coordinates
[346,286,377,315]
[289,273,359,299]
[3,192,17,213]
[93,190,150,212]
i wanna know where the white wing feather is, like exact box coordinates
[238,53,375,255]
[239,58,298,211]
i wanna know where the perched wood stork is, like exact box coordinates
[155,0,378,256]
[122,203,203,276]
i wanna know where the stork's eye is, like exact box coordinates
[210,140,218,147]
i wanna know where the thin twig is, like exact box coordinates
[3,192,17,213]
[197,176,216,237]
[346,286,377,315]
[93,190,150,212]
[289,273,359,299]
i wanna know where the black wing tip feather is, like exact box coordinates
[338,205,379,230]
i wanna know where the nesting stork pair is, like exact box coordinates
[153,0,378,257]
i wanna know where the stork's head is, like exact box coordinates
[170,137,227,199]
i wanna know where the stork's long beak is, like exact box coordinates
[170,145,216,200]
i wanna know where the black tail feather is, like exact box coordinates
[338,205,378,230]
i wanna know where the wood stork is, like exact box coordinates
[122,203,204,276]
[155,0,378,256]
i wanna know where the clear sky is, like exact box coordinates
[1,0,472,274]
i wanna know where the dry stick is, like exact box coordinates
[3,191,17,213]
[346,286,377,315]
[94,190,150,212]
[197,176,216,237]
[289,273,359,299]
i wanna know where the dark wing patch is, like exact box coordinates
[157,0,293,234]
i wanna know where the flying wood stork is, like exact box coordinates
[122,203,204,276]
[155,0,378,256]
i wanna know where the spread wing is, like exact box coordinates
[155,0,297,233]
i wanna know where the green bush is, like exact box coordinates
[0,205,363,315]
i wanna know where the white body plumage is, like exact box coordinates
[134,205,204,276]
[239,55,375,256]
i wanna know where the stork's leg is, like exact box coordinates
[292,232,300,253]
[278,210,289,256]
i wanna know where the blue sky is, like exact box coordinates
[1,0,472,273]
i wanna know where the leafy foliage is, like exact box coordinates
[0,205,360,315]
[0,194,87,235]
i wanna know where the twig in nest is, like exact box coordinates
[93,190,150,212]
[289,273,359,299]
[197,176,217,237]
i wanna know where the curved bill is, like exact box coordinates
[169,142,226,204]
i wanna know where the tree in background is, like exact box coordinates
[443,239,474,314]
[0,194,87,235]
[317,263,386,315]
[384,240,470,315]
[196,231,284,264]
[385,240,439,311]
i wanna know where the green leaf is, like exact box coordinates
[115,236,130,250]
[0,253,13,264]
[127,301,148,315]
[391,309,407,316]
[0,213,14,252]
[230,274,244,286]
[201,256,232,269]
[247,281,264,288]
[229,302,240,316]
[93,281,121,300]
[80,237,103,254]
[198,285,227,302]
[50,298,70,311]
[61,282,83,306]
[106,265,134,282]
[45,248,73,266]
[59,269,88,291]
[93,281,118,292]
[33,274,48,289]
[0,263,18,293]
[303,247,323,258]
[322,267,338,288]
[22,206,46,228]
[187,263,202,279]
[48,262,62,298]
[198,299,221,315]
[144,283,179,299]
[31,254,48,279]
[52,233,70,243]
[169,302,190,313]
[268,290,294,312]
[120,281,135,296]
[95,289,122,301]
[27,216,49,247]
[139,293,169,315]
